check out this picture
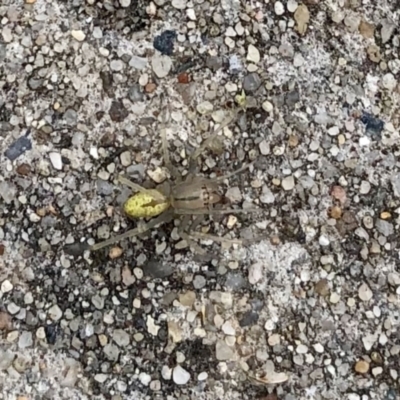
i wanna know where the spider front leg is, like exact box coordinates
[188,111,238,172]
[90,210,174,251]
[158,95,181,181]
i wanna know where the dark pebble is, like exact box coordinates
[360,112,384,138]
[5,135,32,161]
[153,30,176,56]
[206,56,224,71]
[109,100,128,122]
[45,324,59,345]
[144,259,174,278]
[63,242,90,256]
[243,73,262,93]
[239,310,259,327]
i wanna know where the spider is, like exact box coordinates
[90,103,259,255]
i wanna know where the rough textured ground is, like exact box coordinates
[1,0,400,399]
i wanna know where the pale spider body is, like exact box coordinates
[170,177,221,211]
[90,104,259,254]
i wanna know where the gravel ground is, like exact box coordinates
[1,0,400,399]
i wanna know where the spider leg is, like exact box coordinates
[174,208,261,215]
[189,231,243,246]
[160,124,181,181]
[211,159,256,183]
[159,94,181,181]
[178,215,207,255]
[90,210,174,251]
[178,214,243,254]
[189,111,237,172]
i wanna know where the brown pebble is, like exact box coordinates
[355,360,370,374]
[380,211,391,220]
[288,134,299,147]
[328,206,342,219]
[36,208,47,217]
[145,82,157,93]
[16,163,31,175]
[260,395,280,400]
[270,235,281,246]
[0,244,4,256]
[315,279,330,296]
[177,72,190,84]
[109,247,123,259]
[359,19,375,39]
[100,132,116,147]
[0,311,13,331]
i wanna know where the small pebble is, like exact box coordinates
[71,30,85,41]
[281,176,295,191]
[1,280,13,293]
[360,181,371,194]
[49,152,63,170]
[358,283,373,301]
[274,1,285,15]
[248,262,263,285]
[247,44,260,64]
[173,365,190,385]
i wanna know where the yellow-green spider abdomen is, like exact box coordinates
[123,190,170,219]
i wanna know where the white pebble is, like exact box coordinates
[274,1,285,15]
[362,334,377,351]
[287,0,298,12]
[293,53,304,67]
[197,372,208,381]
[186,9,196,20]
[382,73,396,90]
[151,54,172,78]
[1,280,13,293]
[49,152,63,170]
[120,0,131,7]
[313,343,324,353]
[247,44,260,64]
[162,366,172,380]
[296,344,308,354]
[359,136,370,146]
[281,175,295,191]
[172,0,187,10]
[48,304,63,321]
[248,262,263,284]
[358,283,373,301]
[29,213,41,223]
[71,30,85,42]
[360,180,371,194]
[173,365,190,385]
[2,27,13,43]
[319,235,330,246]
[329,292,341,304]
[328,126,340,136]
[222,321,236,336]
[262,101,273,112]
[139,372,151,386]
